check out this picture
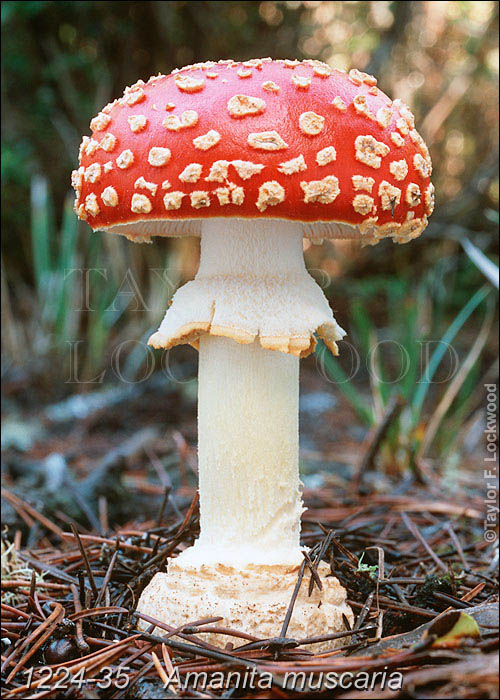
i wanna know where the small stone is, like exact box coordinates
[44,638,78,665]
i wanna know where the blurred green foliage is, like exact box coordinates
[2,2,498,262]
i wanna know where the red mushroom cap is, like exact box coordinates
[73,58,434,246]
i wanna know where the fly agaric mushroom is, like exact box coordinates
[73,58,433,647]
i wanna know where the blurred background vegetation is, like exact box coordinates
[1,1,499,476]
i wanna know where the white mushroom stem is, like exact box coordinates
[176,221,312,567]
[156,218,344,567]
[190,334,302,566]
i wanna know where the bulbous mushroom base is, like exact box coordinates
[136,559,354,651]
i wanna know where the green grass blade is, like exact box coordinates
[30,174,51,297]
[461,237,499,289]
[59,193,79,271]
[417,298,494,457]
[316,340,374,425]
[55,194,79,339]
[411,285,491,425]
[350,299,374,357]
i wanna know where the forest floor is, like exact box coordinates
[1,360,498,699]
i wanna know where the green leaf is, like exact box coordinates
[424,611,480,648]
[357,552,378,580]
